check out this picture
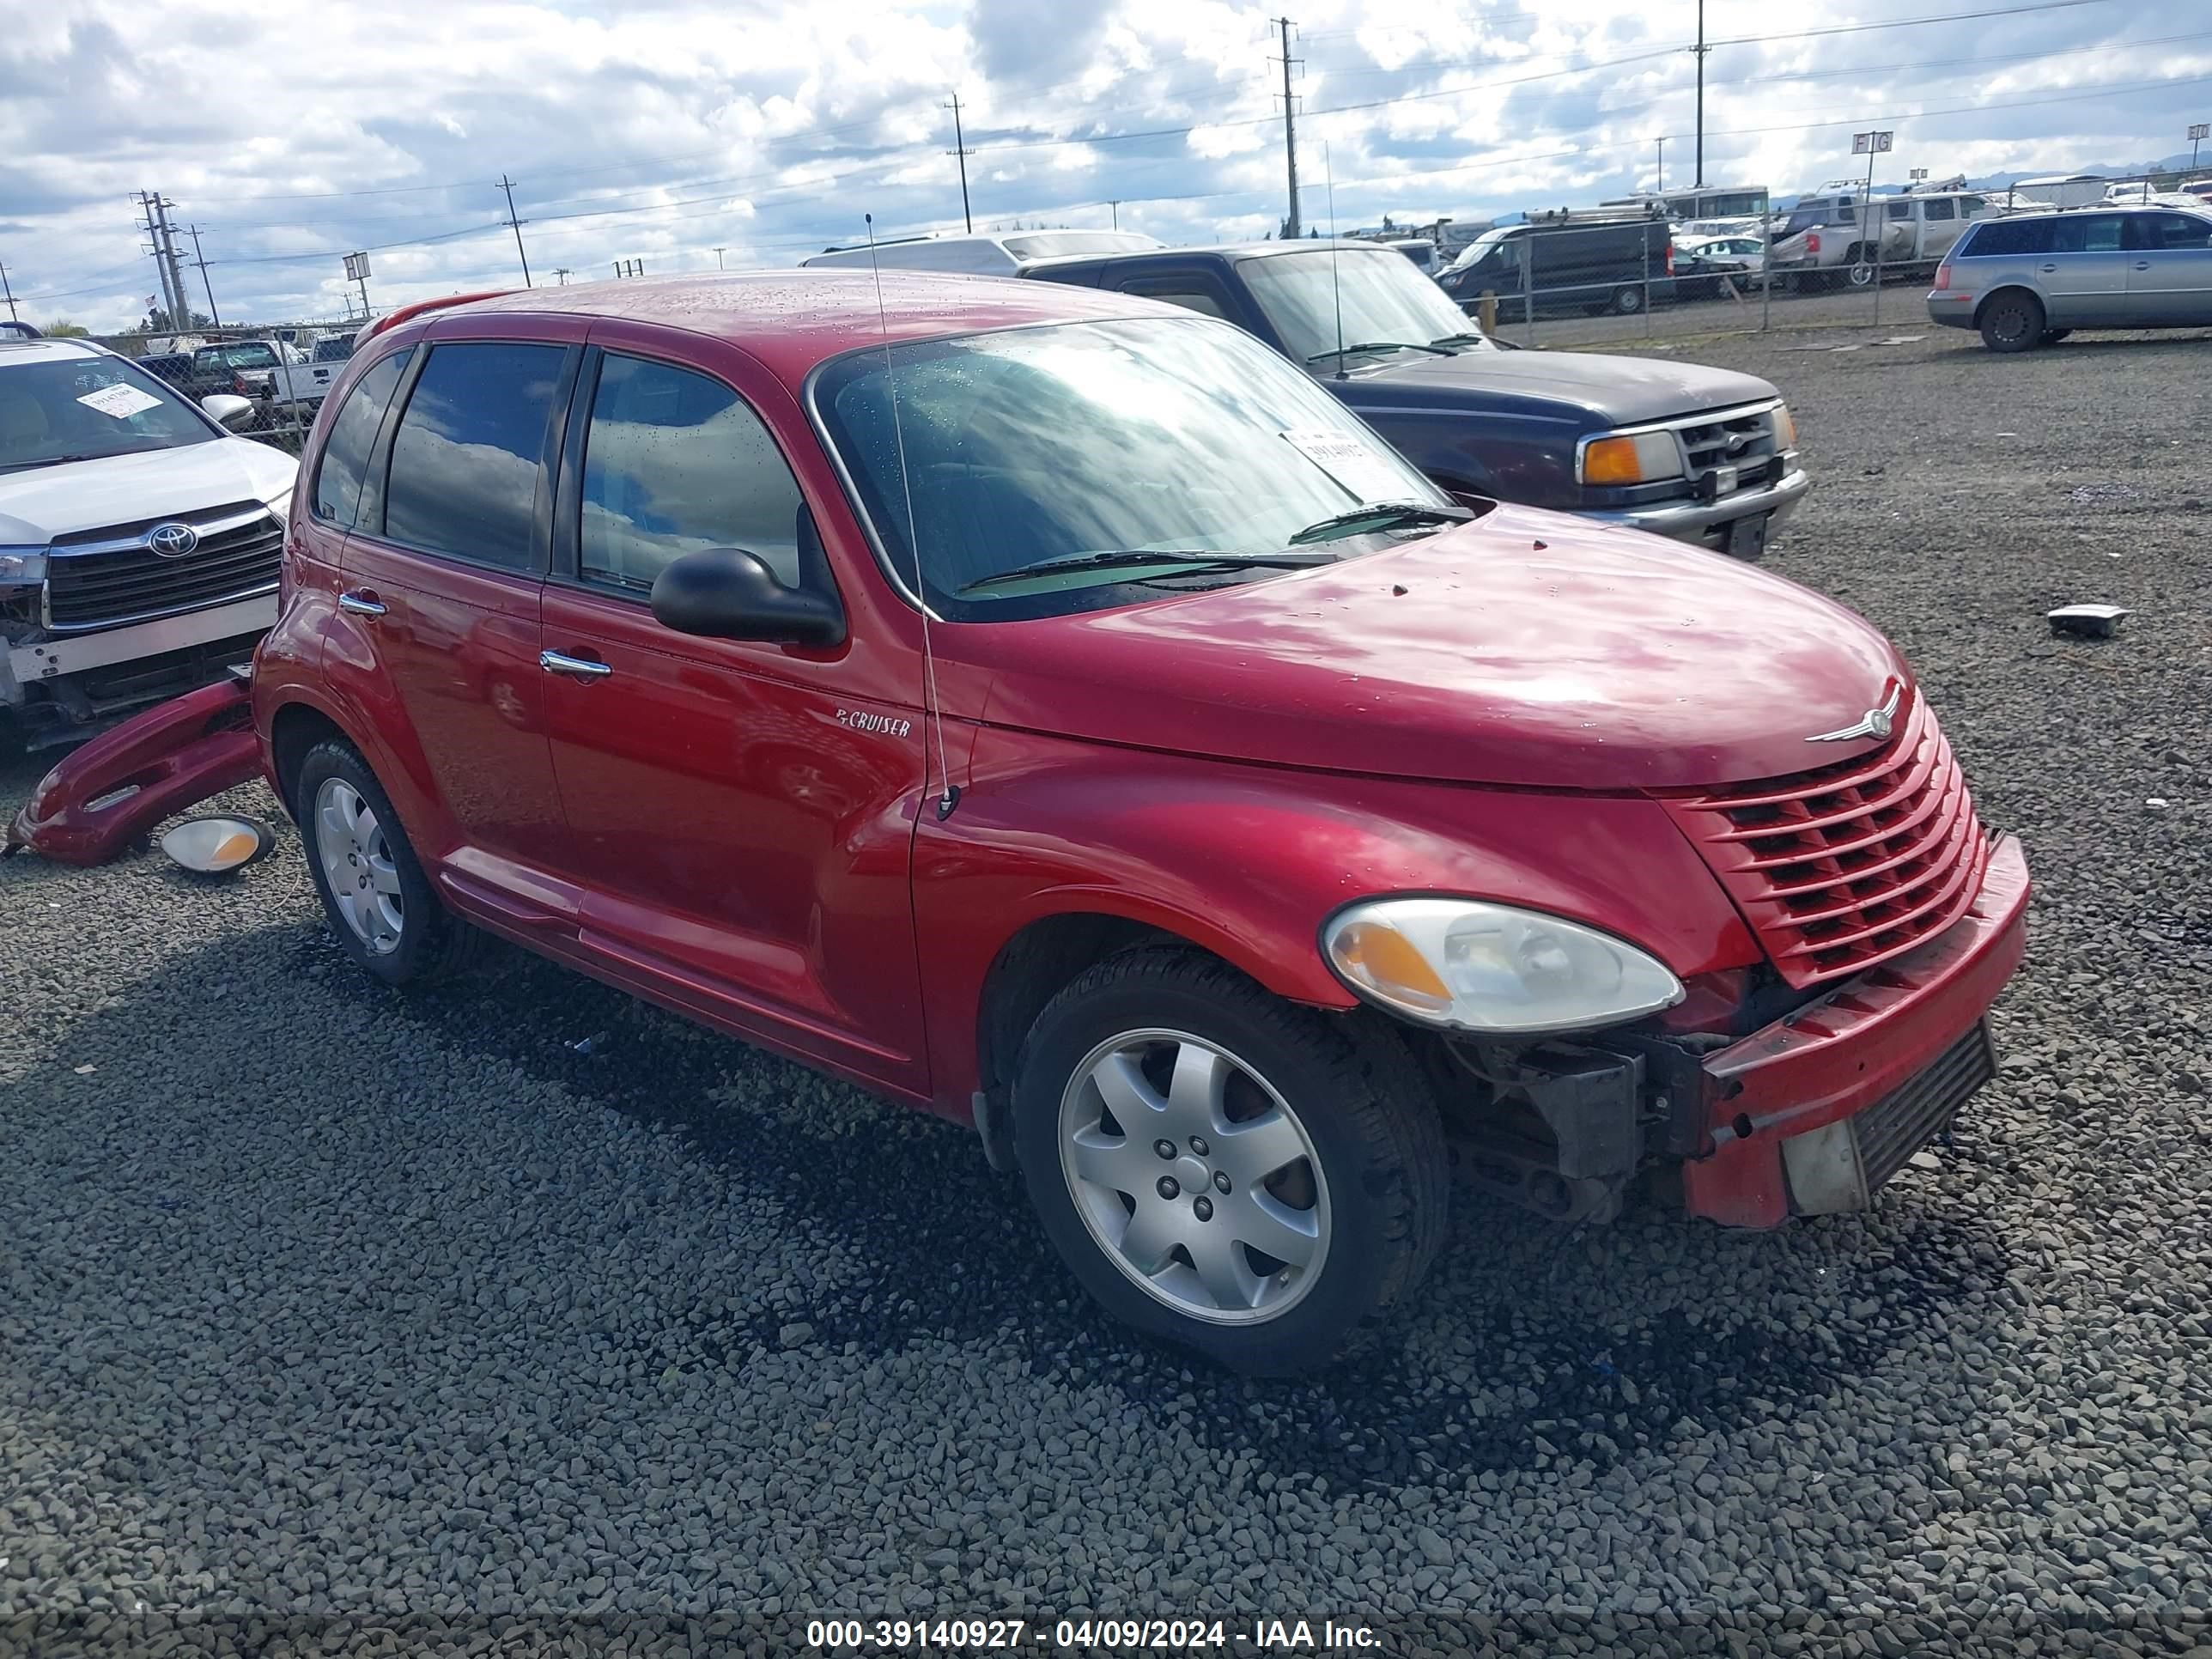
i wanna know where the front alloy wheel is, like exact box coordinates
[1012,947,1448,1375]
[1059,1029,1329,1324]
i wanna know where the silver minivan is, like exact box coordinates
[1928,204,2212,351]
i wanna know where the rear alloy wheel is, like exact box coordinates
[295,738,483,988]
[1012,947,1447,1375]
[1847,255,1876,289]
[1978,291,2045,353]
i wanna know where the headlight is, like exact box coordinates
[1578,430,1683,486]
[265,486,295,519]
[0,547,49,589]
[1772,402,1798,451]
[1322,897,1684,1034]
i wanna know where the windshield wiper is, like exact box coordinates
[957,549,1334,595]
[1,454,101,473]
[1428,331,1492,350]
[1304,340,1454,366]
[1288,501,1474,546]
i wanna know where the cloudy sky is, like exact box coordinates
[3,0,2208,331]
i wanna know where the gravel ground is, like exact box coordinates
[5,325,2212,1657]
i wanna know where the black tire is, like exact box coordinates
[1611,284,1645,315]
[294,738,483,988]
[1978,290,2045,353]
[2039,327,2072,345]
[1011,946,1448,1376]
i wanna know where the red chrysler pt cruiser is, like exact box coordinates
[242,272,2027,1374]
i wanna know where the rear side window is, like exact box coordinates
[1118,281,1232,322]
[1922,198,1955,222]
[384,342,566,569]
[310,349,411,527]
[1959,219,2052,258]
[579,354,808,591]
[2051,215,2124,253]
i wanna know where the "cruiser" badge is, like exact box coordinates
[835,708,913,738]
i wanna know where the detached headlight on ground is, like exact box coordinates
[0,547,48,589]
[160,814,271,874]
[1323,897,1684,1034]
[1578,430,1683,486]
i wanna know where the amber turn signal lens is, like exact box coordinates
[1579,430,1681,486]
[1330,920,1454,1014]
[159,814,271,874]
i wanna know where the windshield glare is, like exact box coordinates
[0,356,215,471]
[1240,248,1487,362]
[815,316,1450,620]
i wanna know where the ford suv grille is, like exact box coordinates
[1656,689,1990,989]
[46,502,283,634]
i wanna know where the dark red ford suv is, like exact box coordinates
[249,273,2027,1374]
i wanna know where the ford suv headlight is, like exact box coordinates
[1323,897,1684,1034]
[0,547,48,589]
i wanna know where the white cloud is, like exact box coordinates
[0,0,2204,329]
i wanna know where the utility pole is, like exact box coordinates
[2192,123,2209,171]
[554,267,572,286]
[945,93,974,234]
[136,191,181,330]
[153,196,191,330]
[1108,200,1121,230]
[1656,137,1666,192]
[1273,17,1302,240]
[1693,0,1709,187]
[0,258,17,323]
[713,246,727,270]
[498,175,533,288]
[185,224,222,326]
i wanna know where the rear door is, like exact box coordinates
[335,325,579,893]
[2039,213,2132,325]
[2124,211,2212,324]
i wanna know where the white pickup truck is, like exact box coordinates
[189,337,342,417]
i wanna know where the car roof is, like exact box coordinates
[1984,201,2210,222]
[404,269,1180,382]
[0,337,112,368]
[1020,237,1393,271]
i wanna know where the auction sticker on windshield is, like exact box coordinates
[78,382,165,420]
[1280,428,1413,506]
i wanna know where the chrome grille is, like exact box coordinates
[1656,689,1991,989]
[46,501,283,633]
[1675,404,1780,488]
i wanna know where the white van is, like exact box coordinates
[800,229,1164,277]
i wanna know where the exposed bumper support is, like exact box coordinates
[1680,834,2031,1227]
[3,673,259,866]
[8,592,276,684]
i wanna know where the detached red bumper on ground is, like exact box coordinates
[3,677,259,866]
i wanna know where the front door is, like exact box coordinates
[536,332,929,1093]
[336,330,577,885]
[2125,211,2212,325]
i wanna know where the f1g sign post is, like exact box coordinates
[2192,124,2209,171]
[343,252,372,319]
[1853,130,1893,322]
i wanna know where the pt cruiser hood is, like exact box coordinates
[0,439,297,544]
[951,505,1909,792]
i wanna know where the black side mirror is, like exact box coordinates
[650,548,847,648]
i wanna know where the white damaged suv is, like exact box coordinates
[0,335,295,754]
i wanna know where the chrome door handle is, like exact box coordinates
[337,590,386,617]
[539,649,612,680]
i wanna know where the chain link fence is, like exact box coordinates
[95,321,360,457]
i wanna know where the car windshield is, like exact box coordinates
[813,315,1452,622]
[0,355,214,471]
[203,343,278,368]
[1239,248,1490,362]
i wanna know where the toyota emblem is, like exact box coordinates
[148,522,199,558]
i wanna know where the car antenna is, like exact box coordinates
[865,212,959,821]
[1326,143,1346,381]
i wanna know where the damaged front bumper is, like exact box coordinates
[1681,834,2031,1227]
[3,670,260,866]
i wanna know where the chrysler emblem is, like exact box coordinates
[148,522,199,558]
[1806,681,1902,744]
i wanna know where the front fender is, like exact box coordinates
[913,723,1761,1108]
